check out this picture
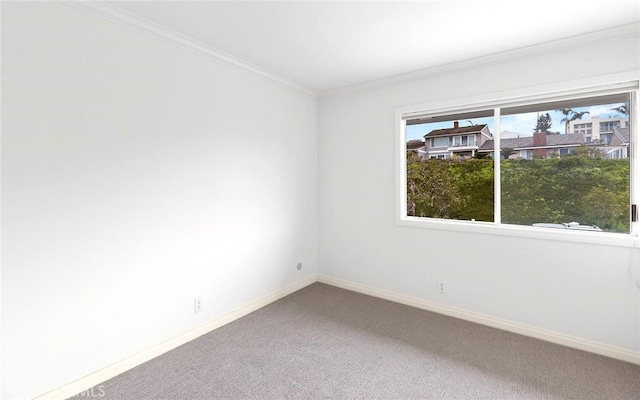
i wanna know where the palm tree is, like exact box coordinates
[556,108,590,134]
[611,104,629,116]
[556,108,590,133]
[556,108,573,134]
[500,147,516,160]
[570,110,590,122]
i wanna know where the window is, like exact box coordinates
[431,137,449,148]
[573,123,592,135]
[401,82,637,239]
[451,135,467,146]
[405,110,495,222]
[520,149,533,160]
[449,135,477,147]
[600,121,620,132]
[468,135,476,146]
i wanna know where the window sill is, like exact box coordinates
[397,216,638,248]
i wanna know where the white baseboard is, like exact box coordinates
[317,274,640,366]
[34,275,317,400]
[33,273,639,399]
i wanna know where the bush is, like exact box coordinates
[407,155,629,233]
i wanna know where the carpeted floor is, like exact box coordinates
[71,283,640,399]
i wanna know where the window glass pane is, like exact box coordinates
[406,113,495,222]
[432,137,449,147]
[499,94,631,233]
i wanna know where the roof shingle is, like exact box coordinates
[478,133,584,151]
[424,124,488,138]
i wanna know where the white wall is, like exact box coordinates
[318,25,640,354]
[2,2,639,398]
[1,2,317,399]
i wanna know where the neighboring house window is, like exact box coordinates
[451,135,475,146]
[431,137,449,147]
[452,136,465,146]
[520,149,532,160]
[401,84,636,236]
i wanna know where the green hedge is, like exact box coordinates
[407,155,629,233]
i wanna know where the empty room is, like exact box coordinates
[2,1,640,399]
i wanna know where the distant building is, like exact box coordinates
[422,121,492,159]
[409,118,630,161]
[478,132,585,159]
[568,116,629,144]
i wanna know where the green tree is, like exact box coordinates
[501,156,629,232]
[573,145,603,159]
[556,108,573,134]
[555,108,590,134]
[453,159,494,221]
[406,156,493,221]
[611,104,629,116]
[570,110,590,123]
[534,113,553,133]
[500,147,516,159]
[406,156,465,218]
[580,185,627,231]
[407,152,629,233]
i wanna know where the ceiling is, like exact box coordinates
[109,1,640,92]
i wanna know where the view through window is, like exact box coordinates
[405,91,633,234]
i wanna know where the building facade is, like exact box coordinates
[568,116,629,144]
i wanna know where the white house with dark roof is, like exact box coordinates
[422,121,493,159]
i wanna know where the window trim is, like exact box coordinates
[395,72,640,247]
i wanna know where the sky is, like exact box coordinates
[406,102,628,141]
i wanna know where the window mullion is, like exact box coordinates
[494,107,501,225]
[630,90,639,236]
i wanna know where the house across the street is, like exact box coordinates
[478,132,585,159]
[421,121,493,159]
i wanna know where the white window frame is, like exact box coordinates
[395,72,640,247]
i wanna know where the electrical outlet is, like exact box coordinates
[194,297,202,313]
[438,281,446,294]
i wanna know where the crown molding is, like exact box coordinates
[60,0,317,97]
[321,22,640,97]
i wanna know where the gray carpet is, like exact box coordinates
[71,283,640,399]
